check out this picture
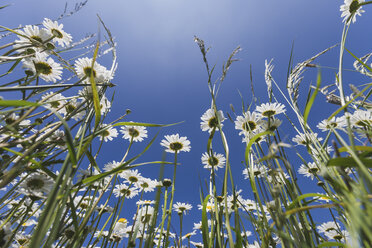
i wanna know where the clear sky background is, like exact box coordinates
[2,0,372,241]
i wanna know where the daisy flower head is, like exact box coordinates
[243,164,268,178]
[173,202,192,215]
[41,92,67,114]
[136,178,158,192]
[103,160,121,172]
[120,169,143,184]
[298,162,320,180]
[350,109,372,128]
[113,184,139,198]
[317,221,341,234]
[160,134,191,153]
[265,59,274,95]
[22,52,62,82]
[64,98,86,121]
[18,172,54,198]
[340,0,365,23]
[256,102,286,118]
[292,132,323,146]
[42,18,72,47]
[317,116,346,132]
[235,111,264,136]
[74,57,112,83]
[201,152,226,171]
[120,124,148,142]
[14,25,51,53]
[262,117,282,132]
[200,108,226,133]
[98,124,118,142]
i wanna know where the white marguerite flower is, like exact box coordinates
[103,160,121,172]
[340,0,365,23]
[201,152,226,171]
[64,98,86,121]
[74,57,112,83]
[350,109,371,128]
[120,169,143,184]
[317,116,346,132]
[42,18,72,47]
[98,124,118,142]
[242,164,268,178]
[298,162,320,180]
[235,111,264,136]
[41,92,67,114]
[173,202,192,215]
[255,102,286,118]
[113,184,139,198]
[200,108,225,133]
[120,124,148,142]
[14,25,51,53]
[136,178,158,193]
[317,221,341,234]
[160,134,191,153]
[22,52,62,82]
[292,132,323,146]
[18,172,54,198]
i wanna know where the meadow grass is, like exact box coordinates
[1,1,372,247]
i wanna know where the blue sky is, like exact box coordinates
[2,0,372,242]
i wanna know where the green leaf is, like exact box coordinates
[304,70,321,125]
[90,41,101,128]
[287,193,340,210]
[339,145,372,153]
[201,195,210,248]
[345,47,372,73]
[327,157,372,168]
[318,241,346,247]
[113,121,183,128]
[0,99,38,107]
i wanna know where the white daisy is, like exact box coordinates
[350,109,372,128]
[262,118,282,132]
[255,102,286,117]
[46,129,66,149]
[160,134,191,153]
[14,25,51,53]
[173,202,192,215]
[64,98,85,121]
[235,111,264,136]
[317,221,341,234]
[74,57,112,83]
[98,124,118,142]
[200,108,225,133]
[201,152,226,171]
[113,184,139,198]
[103,160,121,172]
[22,52,62,82]
[242,164,268,178]
[340,0,365,23]
[42,18,72,47]
[120,169,143,184]
[18,172,54,198]
[137,206,155,224]
[298,162,319,180]
[120,124,148,142]
[292,132,323,146]
[136,200,155,206]
[0,221,12,247]
[100,95,111,115]
[41,92,67,114]
[317,116,346,132]
[136,178,158,192]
